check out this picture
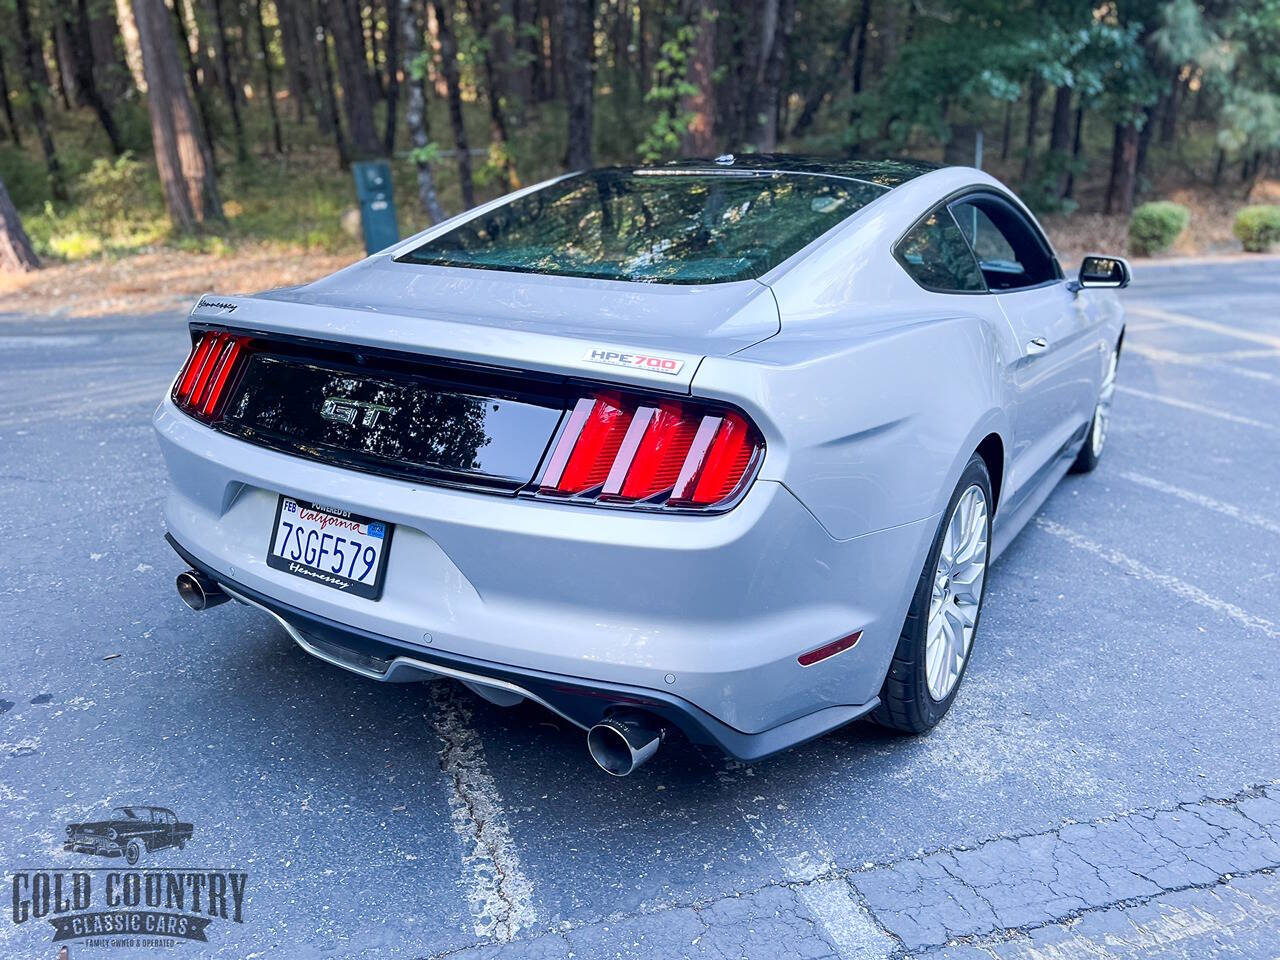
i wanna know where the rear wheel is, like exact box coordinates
[1071,344,1119,474]
[873,454,991,734]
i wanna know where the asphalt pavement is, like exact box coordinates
[1,258,1278,959]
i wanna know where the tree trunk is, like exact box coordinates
[1104,121,1139,216]
[1159,71,1181,144]
[210,0,249,161]
[14,0,69,202]
[65,0,127,155]
[52,24,80,109]
[1243,153,1268,201]
[431,0,475,206]
[401,0,446,223]
[169,0,221,166]
[850,0,872,96]
[253,0,285,154]
[1134,103,1158,197]
[1019,73,1044,184]
[327,0,383,158]
[0,176,40,272]
[89,0,132,102]
[277,0,312,121]
[115,0,150,91]
[465,0,518,186]
[0,47,21,146]
[748,0,795,150]
[1064,104,1083,200]
[361,0,384,99]
[383,0,401,154]
[317,18,352,167]
[790,13,854,139]
[563,0,596,169]
[680,0,717,154]
[1048,84,1072,198]
[999,100,1012,161]
[132,0,223,230]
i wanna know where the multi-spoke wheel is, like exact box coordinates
[1072,343,1120,474]
[925,485,988,702]
[874,454,992,733]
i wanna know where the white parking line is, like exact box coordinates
[1216,347,1280,360]
[1125,343,1280,385]
[715,759,894,959]
[430,683,538,942]
[1119,471,1280,537]
[1126,305,1280,349]
[1116,385,1278,431]
[1033,518,1280,639]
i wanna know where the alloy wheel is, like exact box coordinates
[1091,348,1119,457]
[926,484,989,702]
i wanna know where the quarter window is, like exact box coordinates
[895,209,986,292]
[949,196,1060,291]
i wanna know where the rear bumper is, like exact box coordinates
[170,534,876,759]
[155,397,935,758]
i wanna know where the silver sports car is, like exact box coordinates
[156,155,1129,776]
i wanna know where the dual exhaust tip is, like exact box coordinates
[175,570,230,611]
[176,568,665,775]
[586,712,666,777]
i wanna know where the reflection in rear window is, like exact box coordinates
[397,169,886,284]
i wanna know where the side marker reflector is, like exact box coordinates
[797,631,862,667]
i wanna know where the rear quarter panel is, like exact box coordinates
[696,311,1009,542]
[696,166,1035,544]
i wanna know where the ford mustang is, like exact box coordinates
[155,155,1128,775]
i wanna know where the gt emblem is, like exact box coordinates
[320,396,396,427]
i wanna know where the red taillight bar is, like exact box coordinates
[539,392,763,511]
[172,330,251,420]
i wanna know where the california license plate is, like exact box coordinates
[267,497,393,600]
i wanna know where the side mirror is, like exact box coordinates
[1071,254,1132,292]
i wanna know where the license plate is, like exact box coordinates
[267,497,393,600]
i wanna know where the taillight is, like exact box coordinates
[539,392,763,511]
[172,330,251,420]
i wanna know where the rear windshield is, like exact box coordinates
[397,169,885,284]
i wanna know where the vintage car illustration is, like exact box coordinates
[64,806,193,865]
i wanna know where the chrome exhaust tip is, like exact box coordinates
[587,711,666,777]
[176,570,230,611]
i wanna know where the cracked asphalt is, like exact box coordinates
[2,258,1279,959]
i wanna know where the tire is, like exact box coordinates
[873,453,992,734]
[125,839,143,866]
[1071,343,1120,474]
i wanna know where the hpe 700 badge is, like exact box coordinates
[583,348,685,376]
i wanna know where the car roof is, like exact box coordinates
[655,154,941,188]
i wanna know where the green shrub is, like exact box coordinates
[1128,202,1190,256]
[1233,205,1280,253]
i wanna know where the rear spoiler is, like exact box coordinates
[190,293,703,394]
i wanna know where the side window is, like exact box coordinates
[949,196,1061,291]
[894,208,986,292]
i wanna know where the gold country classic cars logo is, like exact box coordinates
[10,805,248,948]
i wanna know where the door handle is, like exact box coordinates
[1026,337,1049,354]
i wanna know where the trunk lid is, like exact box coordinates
[199,255,779,393]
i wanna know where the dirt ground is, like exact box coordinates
[0,245,359,320]
[2,178,1276,319]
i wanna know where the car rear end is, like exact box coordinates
[154,166,935,763]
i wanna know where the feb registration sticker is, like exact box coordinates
[584,347,685,376]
